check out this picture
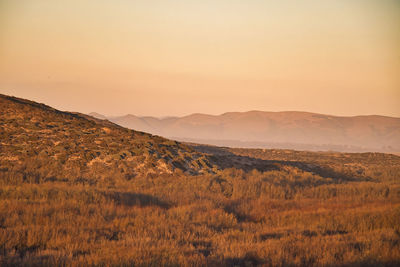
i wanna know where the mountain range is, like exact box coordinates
[89,111,400,153]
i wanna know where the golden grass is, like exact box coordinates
[1,170,399,266]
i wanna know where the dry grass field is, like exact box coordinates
[1,166,400,266]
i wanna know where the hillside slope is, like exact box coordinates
[100,111,400,152]
[0,94,216,183]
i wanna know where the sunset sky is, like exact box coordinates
[1,0,399,117]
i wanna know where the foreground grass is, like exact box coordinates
[1,169,399,266]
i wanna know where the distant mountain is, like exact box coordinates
[0,94,217,182]
[96,111,400,153]
[88,112,107,120]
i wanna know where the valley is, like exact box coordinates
[91,111,400,153]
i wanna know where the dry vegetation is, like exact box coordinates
[0,94,216,181]
[1,94,400,266]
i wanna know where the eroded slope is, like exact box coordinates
[0,94,216,183]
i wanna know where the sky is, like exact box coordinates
[0,0,399,117]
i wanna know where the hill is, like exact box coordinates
[97,111,400,152]
[0,94,217,183]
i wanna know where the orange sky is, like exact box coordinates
[0,0,399,117]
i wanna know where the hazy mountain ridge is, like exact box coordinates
[91,111,400,153]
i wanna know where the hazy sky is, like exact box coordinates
[1,0,399,117]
